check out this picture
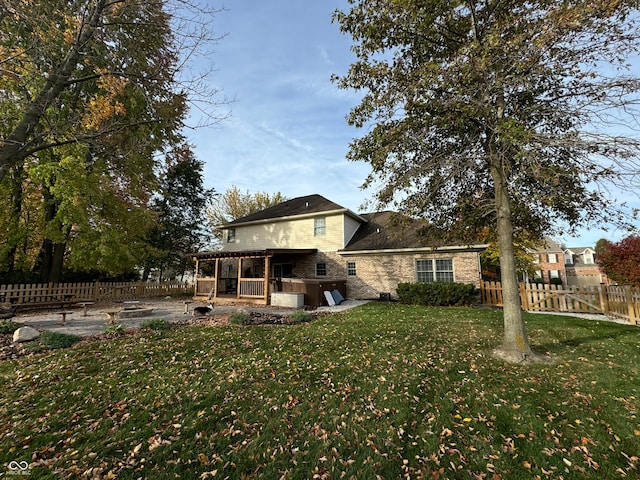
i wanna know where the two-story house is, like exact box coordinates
[563,246,608,286]
[529,238,566,285]
[192,195,487,307]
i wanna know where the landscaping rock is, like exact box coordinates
[242,312,291,326]
[13,326,40,343]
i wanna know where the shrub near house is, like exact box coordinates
[397,282,477,306]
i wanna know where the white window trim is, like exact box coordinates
[314,217,326,237]
[416,258,454,283]
[347,261,356,276]
[316,262,327,277]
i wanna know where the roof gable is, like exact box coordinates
[565,246,595,254]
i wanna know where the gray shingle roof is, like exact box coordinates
[342,211,485,251]
[342,211,422,250]
[225,194,347,226]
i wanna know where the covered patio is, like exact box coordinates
[191,249,317,305]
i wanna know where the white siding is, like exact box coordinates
[343,215,361,246]
[223,213,348,252]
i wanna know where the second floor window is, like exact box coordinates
[548,253,557,263]
[314,217,326,236]
[227,228,236,243]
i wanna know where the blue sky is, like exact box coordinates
[184,1,636,248]
[186,1,370,211]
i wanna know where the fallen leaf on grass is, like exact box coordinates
[148,434,171,451]
[132,443,142,455]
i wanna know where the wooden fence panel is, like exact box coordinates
[0,281,192,307]
[480,281,504,306]
[480,281,639,324]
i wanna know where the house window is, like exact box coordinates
[548,253,557,263]
[273,264,293,278]
[549,269,560,279]
[532,254,540,264]
[314,217,326,236]
[584,252,594,264]
[416,258,454,283]
[316,263,327,277]
[347,261,356,276]
[227,228,236,243]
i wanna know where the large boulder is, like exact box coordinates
[13,326,40,343]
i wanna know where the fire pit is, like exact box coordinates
[118,305,154,318]
[104,303,154,324]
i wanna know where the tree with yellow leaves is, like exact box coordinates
[0,0,225,282]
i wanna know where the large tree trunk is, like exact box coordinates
[2,166,25,276]
[488,156,548,363]
[32,185,68,283]
[33,239,66,283]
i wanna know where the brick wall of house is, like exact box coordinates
[340,251,482,300]
[293,252,345,279]
[533,252,566,284]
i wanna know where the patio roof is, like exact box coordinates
[192,248,317,261]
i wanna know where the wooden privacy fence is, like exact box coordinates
[0,281,192,308]
[480,281,639,325]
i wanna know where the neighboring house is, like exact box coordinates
[192,194,486,306]
[528,238,566,284]
[563,246,608,286]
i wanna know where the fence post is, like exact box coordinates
[625,285,637,325]
[598,284,609,316]
[519,283,527,310]
[93,281,100,301]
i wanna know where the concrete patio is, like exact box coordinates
[10,298,370,337]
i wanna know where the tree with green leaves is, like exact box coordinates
[0,0,225,282]
[333,0,640,362]
[142,143,214,281]
[0,0,225,182]
[206,187,288,244]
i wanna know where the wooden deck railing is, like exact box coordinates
[239,278,265,298]
[480,280,638,324]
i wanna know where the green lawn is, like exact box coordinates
[1,303,638,479]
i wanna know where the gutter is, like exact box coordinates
[338,244,489,255]
[220,208,368,229]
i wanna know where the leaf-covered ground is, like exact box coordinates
[0,303,638,479]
